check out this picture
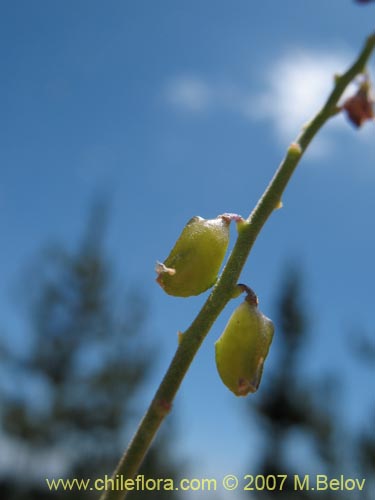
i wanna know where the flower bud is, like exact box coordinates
[215,291,274,396]
[156,215,230,297]
[342,78,374,128]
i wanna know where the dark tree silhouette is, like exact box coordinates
[245,266,374,499]
[0,202,181,499]
[350,329,375,500]
[247,268,340,499]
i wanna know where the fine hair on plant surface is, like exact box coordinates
[100,32,375,500]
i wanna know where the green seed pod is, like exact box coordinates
[156,215,230,297]
[215,291,274,396]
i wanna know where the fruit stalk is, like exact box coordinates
[100,33,375,500]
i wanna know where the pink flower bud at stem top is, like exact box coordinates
[341,76,374,128]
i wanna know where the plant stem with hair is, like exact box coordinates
[100,32,375,500]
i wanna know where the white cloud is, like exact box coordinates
[247,49,355,142]
[164,75,248,115]
[164,48,374,155]
[165,76,213,112]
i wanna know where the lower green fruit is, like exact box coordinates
[215,297,274,396]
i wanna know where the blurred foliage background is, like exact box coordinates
[0,202,182,499]
[0,202,373,499]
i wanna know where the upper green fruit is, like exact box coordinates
[156,215,230,297]
[215,295,274,396]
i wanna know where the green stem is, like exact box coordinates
[100,33,375,500]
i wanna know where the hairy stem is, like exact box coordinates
[100,33,375,500]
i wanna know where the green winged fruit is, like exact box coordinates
[156,215,231,297]
[215,290,274,396]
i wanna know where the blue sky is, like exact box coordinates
[1,0,375,491]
